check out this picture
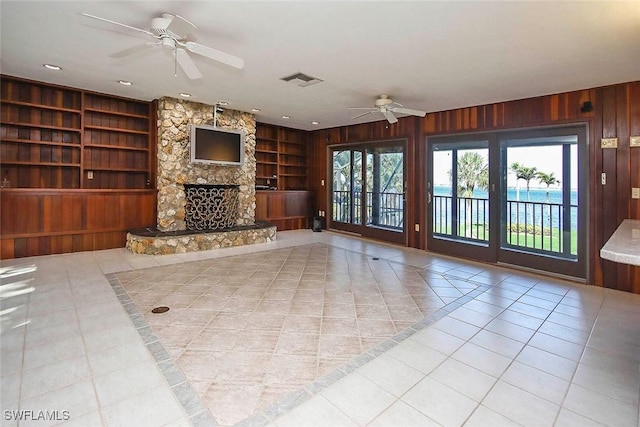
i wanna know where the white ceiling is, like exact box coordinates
[2,1,640,131]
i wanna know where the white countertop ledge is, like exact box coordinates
[600,219,640,266]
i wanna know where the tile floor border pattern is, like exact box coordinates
[105,273,217,427]
[106,244,492,427]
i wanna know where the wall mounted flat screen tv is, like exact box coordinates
[190,124,244,166]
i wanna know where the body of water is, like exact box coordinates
[434,186,577,205]
[432,186,578,230]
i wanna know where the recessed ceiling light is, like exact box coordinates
[179,93,192,98]
[282,115,291,119]
[311,121,319,125]
[43,64,61,70]
[217,101,229,106]
[118,80,133,86]
[251,108,261,113]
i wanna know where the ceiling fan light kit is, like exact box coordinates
[80,11,244,80]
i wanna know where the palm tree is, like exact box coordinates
[511,162,538,201]
[458,152,488,197]
[537,171,560,202]
[456,152,489,238]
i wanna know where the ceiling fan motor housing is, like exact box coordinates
[151,15,173,37]
[375,95,393,107]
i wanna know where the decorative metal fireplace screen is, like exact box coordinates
[184,184,240,231]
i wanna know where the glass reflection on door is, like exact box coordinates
[332,150,362,225]
[432,145,489,243]
[366,146,404,230]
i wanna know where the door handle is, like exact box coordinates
[427,191,432,204]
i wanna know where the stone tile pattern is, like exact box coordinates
[156,97,257,231]
[126,225,277,255]
[116,243,479,425]
[270,264,640,427]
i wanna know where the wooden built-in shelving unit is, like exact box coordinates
[255,123,307,190]
[0,76,156,258]
[1,77,153,190]
[1,80,83,188]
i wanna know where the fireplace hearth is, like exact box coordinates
[184,184,240,231]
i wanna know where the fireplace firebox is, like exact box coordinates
[184,184,240,231]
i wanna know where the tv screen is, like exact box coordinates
[190,124,244,166]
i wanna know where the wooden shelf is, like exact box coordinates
[0,99,81,113]
[83,107,148,119]
[1,138,80,148]
[85,143,149,152]
[1,121,81,132]
[83,125,149,135]
[86,166,148,172]
[2,161,80,167]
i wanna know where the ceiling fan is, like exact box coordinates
[80,12,244,80]
[350,95,426,124]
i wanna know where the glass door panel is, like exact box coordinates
[427,139,493,262]
[366,145,404,231]
[332,150,363,226]
[330,141,406,244]
[498,131,585,277]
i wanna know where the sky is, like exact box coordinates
[432,145,578,190]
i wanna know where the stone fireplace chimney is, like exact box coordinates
[155,97,256,231]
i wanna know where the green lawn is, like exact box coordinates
[507,229,578,255]
[435,224,578,256]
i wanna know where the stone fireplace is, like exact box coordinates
[155,97,256,232]
[125,97,276,255]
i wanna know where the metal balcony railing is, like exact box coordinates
[332,190,403,229]
[433,195,577,256]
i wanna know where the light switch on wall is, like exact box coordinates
[632,188,640,199]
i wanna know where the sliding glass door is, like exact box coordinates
[498,129,585,277]
[330,141,406,244]
[428,137,494,261]
[427,126,586,278]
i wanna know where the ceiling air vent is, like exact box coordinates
[280,72,323,87]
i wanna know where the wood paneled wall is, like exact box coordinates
[309,81,640,293]
[0,189,156,258]
[308,117,422,248]
[255,190,313,231]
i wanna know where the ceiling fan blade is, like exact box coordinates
[110,42,158,58]
[352,111,374,120]
[392,107,427,117]
[382,110,398,124]
[79,12,155,37]
[176,49,202,79]
[349,107,377,110]
[166,14,196,39]
[184,41,244,69]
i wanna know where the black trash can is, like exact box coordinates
[312,216,323,232]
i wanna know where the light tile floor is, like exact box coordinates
[1,230,639,427]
